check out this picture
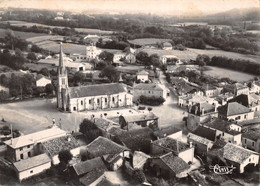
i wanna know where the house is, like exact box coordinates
[57,44,133,112]
[136,70,149,83]
[4,126,67,162]
[234,83,250,96]
[187,133,214,156]
[242,129,260,153]
[113,51,126,63]
[215,92,234,106]
[133,83,168,102]
[119,112,158,131]
[162,42,173,50]
[218,102,254,122]
[187,102,218,131]
[86,45,102,60]
[13,153,51,181]
[113,128,157,154]
[93,118,120,137]
[248,80,260,94]
[228,93,260,114]
[203,118,242,145]
[210,143,259,173]
[36,75,52,87]
[41,135,80,165]
[148,152,190,178]
[193,126,217,142]
[80,136,130,161]
[124,52,136,64]
[132,151,151,169]
[160,55,181,65]
[188,95,218,106]
[202,84,223,98]
[151,137,194,163]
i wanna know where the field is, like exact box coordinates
[0,28,48,39]
[1,20,114,35]
[24,62,57,71]
[141,48,260,63]
[128,38,171,46]
[204,66,256,82]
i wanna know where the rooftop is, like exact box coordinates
[242,129,260,141]
[94,118,119,131]
[189,95,214,104]
[203,118,241,136]
[152,137,190,155]
[42,135,80,157]
[72,157,107,176]
[187,133,214,146]
[79,167,107,186]
[219,143,258,164]
[134,83,164,91]
[154,126,182,138]
[82,136,128,158]
[4,126,67,149]
[218,102,252,117]
[137,70,149,75]
[120,112,158,123]
[36,74,51,81]
[68,83,127,99]
[228,94,260,108]
[193,126,216,141]
[13,153,51,172]
[160,152,190,174]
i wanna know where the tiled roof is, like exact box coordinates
[242,129,260,141]
[13,153,51,172]
[203,118,241,136]
[107,127,126,136]
[160,153,190,174]
[220,143,257,164]
[137,70,149,75]
[133,151,150,169]
[121,112,158,123]
[68,83,127,99]
[134,83,163,91]
[218,102,252,117]
[82,136,128,158]
[187,133,214,146]
[228,94,260,108]
[4,126,67,149]
[42,135,80,157]
[72,157,107,176]
[94,118,119,131]
[79,167,107,186]
[193,126,216,141]
[163,42,172,47]
[154,126,182,138]
[36,74,51,81]
[189,95,213,104]
[115,128,157,152]
[152,137,190,155]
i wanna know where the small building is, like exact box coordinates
[133,83,168,102]
[132,151,150,169]
[234,83,250,96]
[86,45,102,60]
[93,118,120,138]
[202,84,223,98]
[218,102,254,122]
[248,80,260,94]
[136,70,149,83]
[162,42,173,50]
[187,133,214,156]
[187,102,218,131]
[113,52,126,63]
[203,118,242,145]
[151,137,194,164]
[124,52,136,64]
[214,92,234,106]
[160,55,181,65]
[148,152,190,179]
[41,135,80,165]
[242,129,260,153]
[119,112,158,131]
[210,143,259,173]
[36,75,52,87]
[13,153,51,181]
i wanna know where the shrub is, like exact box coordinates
[139,96,165,106]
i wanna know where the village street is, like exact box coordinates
[148,71,188,129]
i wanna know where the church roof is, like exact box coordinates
[68,83,127,98]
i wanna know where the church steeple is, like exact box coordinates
[59,42,64,67]
[58,42,66,75]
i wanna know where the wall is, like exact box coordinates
[227,111,254,122]
[242,138,260,153]
[137,75,148,82]
[187,138,209,155]
[178,147,194,163]
[133,88,164,102]
[238,154,259,173]
[168,131,182,140]
[17,161,51,181]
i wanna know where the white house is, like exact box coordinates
[13,153,51,181]
[36,75,52,87]
[86,45,102,60]
[162,42,173,50]
[136,70,149,82]
[160,55,181,65]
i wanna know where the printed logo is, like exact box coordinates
[209,164,236,174]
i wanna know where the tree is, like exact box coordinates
[33,86,45,96]
[58,150,73,164]
[100,65,120,82]
[149,54,160,67]
[27,52,37,60]
[195,54,210,67]
[39,68,50,76]
[136,51,149,64]
[98,51,114,62]
[73,71,85,85]
[133,169,146,183]
[79,119,102,142]
[45,83,54,95]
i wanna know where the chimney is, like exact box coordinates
[176,139,179,154]
[201,107,205,115]
[189,141,192,148]
[214,104,217,112]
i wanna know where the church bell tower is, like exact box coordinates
[57,42,69,110]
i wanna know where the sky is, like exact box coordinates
[0,0,259,16]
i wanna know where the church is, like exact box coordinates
[57,43,133,112]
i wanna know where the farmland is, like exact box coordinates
[0,28,48,39]
[141,48,260,63]
[1,20,115,34]
[128,38,171,46]
[204,66,256,82]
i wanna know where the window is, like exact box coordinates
[20,154,23,160]
[27,145,30,148]
[97,99,100,104]
[252,142,255,146]
[105,98,107,103]
[89,100,91,104]
[148,91,150,94]
[112,97,115,102]
[249,158,251,162]
[62,78,65,85]
[30,170,33,174]
[222,132,225,136]
[81,100,83,105]
[20,147,23,151]
[28,152,31,157]
[245,139,247,143]
[73,107,76,111]
[244,115,247,119]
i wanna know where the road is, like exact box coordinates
[148,71,188,129]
